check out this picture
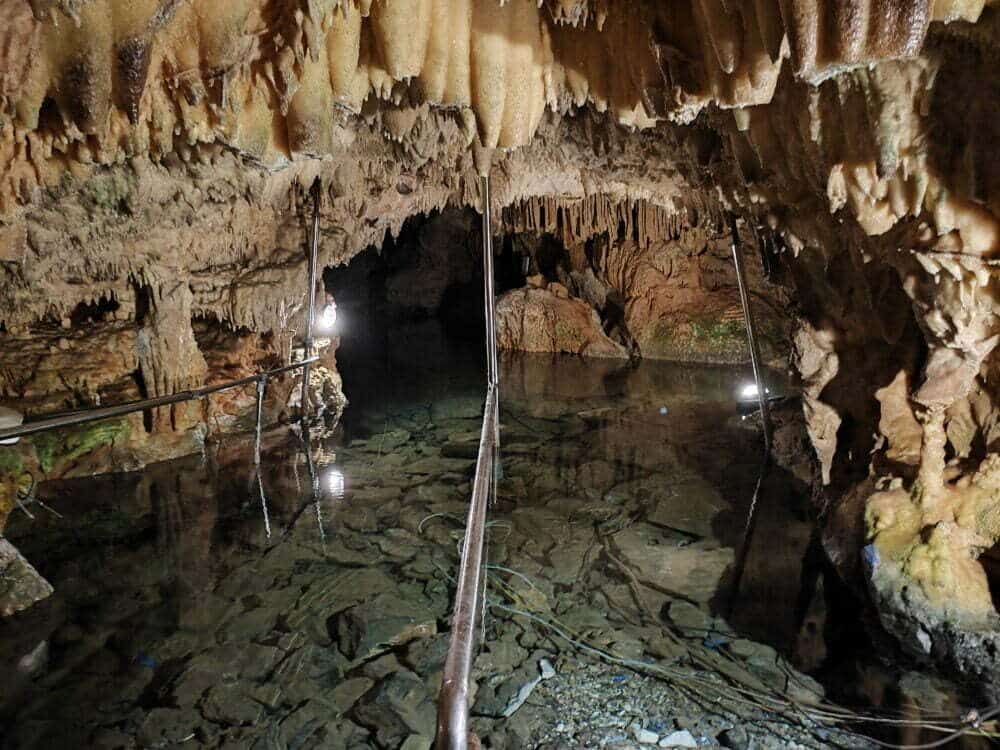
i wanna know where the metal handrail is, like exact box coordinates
[436,385,497,749]
[0,357,318,443]
[1,182,324,445]
[436,169,500,750]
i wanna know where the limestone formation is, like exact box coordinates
[0,0,998,691]
[496,285,628,359]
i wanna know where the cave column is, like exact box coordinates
[136,278,207,432]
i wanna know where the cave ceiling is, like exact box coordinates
[0,0,995,411]
[0,0,997,388]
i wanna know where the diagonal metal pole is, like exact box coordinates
[729,214,771,453]
[727,213,772,615]
[436,170,500,750]
[300,179,321,420]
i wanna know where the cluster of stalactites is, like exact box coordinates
[502,194,698,250]
[1,0,992,216]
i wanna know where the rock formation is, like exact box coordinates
[0,0,998,689]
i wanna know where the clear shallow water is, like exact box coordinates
[0,322,976,749]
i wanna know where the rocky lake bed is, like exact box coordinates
[0,352,945,749]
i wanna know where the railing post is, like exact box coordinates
[253,374,267,467]
[300,178,321,420]
[481,173,499,389]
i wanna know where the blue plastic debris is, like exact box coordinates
[611,674,628,684]
[862,543,880,575]
[134,652,158,669]
[647,719,672,733]
[703,633,729,650]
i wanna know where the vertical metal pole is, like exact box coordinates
[729,214,771,454]
[481,173,501,474]
[301,179,321,420]
[253,374,267,467]
[481,174,499,388]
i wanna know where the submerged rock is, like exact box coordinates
[660,729,698,747]
[136,707,202,748]
[335,594,438,661]
[612,526,733,605]
[0,538,53,616]
[353,670,436,748]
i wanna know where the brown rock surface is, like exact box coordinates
[496,287,627,359]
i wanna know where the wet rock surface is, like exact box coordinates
[0,539,53,617]
[0,338,965,748]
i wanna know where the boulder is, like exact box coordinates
[496,287,628,359]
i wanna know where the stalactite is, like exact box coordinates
[502,194,694,249]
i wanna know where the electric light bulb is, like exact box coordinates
[316,303,338,333]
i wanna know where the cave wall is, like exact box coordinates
[498,209,794,363]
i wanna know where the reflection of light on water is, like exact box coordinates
[324,468,345,499]
[738,382,772,402]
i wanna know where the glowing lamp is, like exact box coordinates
[316,302,338,333]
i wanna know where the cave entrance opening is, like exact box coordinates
[323,208,523,433]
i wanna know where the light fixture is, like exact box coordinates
[324,467,345,499]
[316,302,338,334]
[739,383,759,401]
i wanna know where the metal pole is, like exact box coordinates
[729,214,771,454]
[253,375,267,467]
[436,172,503,749]
[436,385,497,750]
[481,174,499,388]
[256,467,271,539]
[726,213,772,615]
[300,179,321,420]
[0,358,317,443]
